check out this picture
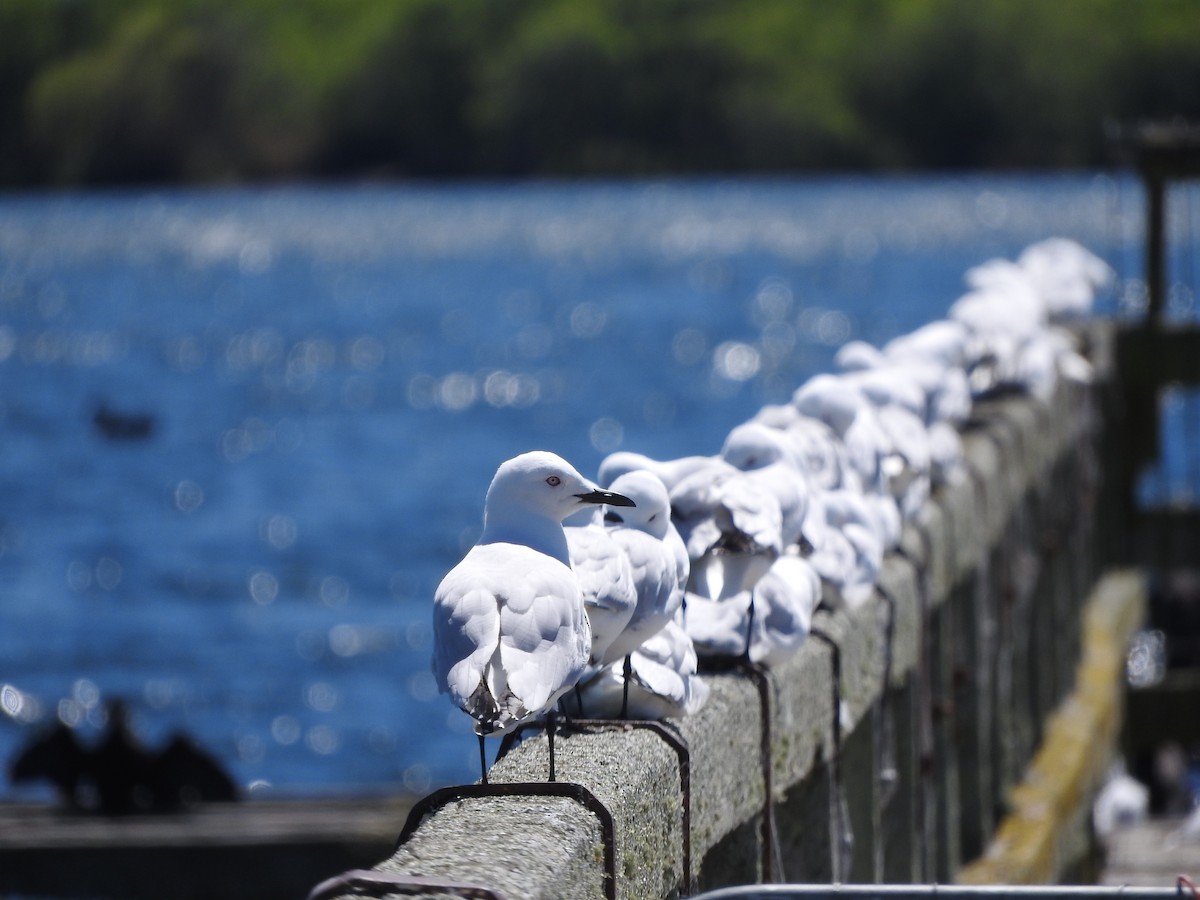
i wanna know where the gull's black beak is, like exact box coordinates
[577,488,636,508]
[604,511,625,524]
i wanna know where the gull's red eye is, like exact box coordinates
[546,475,561,487]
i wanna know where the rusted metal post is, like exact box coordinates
[1144,171,1166,325]
[1127,121,1200,325]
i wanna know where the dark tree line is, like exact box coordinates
[3,0,1200,187]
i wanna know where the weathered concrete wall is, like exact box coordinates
[318,325,1125,899]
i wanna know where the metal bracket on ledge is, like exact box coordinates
[809,627,852,883]
[699,655,779,883]
[873,581,900,806]
[393,781,616,900]
[494,715,695,894]
[306,868,507,900]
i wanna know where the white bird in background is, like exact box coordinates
[573,620,709,720]
[792,374,903,550]
[835,337,970,490]
[720,421,814,552]
[954,254,1100,402]
[792,374,892,494]
[1017,236,1114,320]
[883,319,971,373]
[672,465,784,604]
[686,554,821,667]
[752,405,857,494]
[952,261,1054,399]
[601,465,692,618]
[597,471,685,714]
[833,339,887,373]
[840,366,934,519]
[565,511,638,671]
[806,488,885,611]
[839,336,973,430]
[598,450,719,493]
[431,451,635,782]
[602,471,685,641]
[744,403,823,475]
[1092,763,1149,840]
[843,364,927,422]
[963,257,1047,332]
[878,406,933,519]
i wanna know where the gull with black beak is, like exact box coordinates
[431,451,635,783]
[599,470,686,717]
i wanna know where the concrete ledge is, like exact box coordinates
[956,569,1147,885]
[329,368,1110,899]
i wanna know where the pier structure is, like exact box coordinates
[310,321,1146,899]
[311,127,1200,898]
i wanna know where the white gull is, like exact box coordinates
[1092,763,1149,840]
[792,373,893,495]
[565,511,638,671]
[751,405,858,493]
[671,464,784,603]
[807,488,885,611]
[686,554,821,667]
[572,620,709,720]
[883,319,971,372]
[431,451,635,779]
[599,470,686,677]
[720,421,815,552]
[1017,237,1114,320]
[598,450,720,493]
[791,374,903,549]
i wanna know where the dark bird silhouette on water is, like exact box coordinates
[8,700,237,815]
[7,720,87,809]
[92,401,156,441]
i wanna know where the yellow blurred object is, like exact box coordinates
[957,570,1147,885]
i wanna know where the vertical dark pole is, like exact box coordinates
[1146,171,1166,326]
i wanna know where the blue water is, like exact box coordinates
[0,174,1155,799]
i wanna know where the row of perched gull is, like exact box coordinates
[431,237,1114,782]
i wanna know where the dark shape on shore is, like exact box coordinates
[8,720,88,809]
[8,700,238,815]
[92,401,156,441]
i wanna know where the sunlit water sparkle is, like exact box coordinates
[0,173,1170,799]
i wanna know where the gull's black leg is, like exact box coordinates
[547,710,557,782]
[573,683,584,719]
[478,732,488,785]
[743,590,757,663]
[620,655,632,718]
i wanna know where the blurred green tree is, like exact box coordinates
[319,1,488,177]
[3,0,1200,185]
[27,6,316,183]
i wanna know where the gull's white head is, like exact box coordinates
[721,422,787,472]
[486,451,635,527]
[792,374,866,436]
[884,319,969,369]
[835,340,886,372]
[597,450,657,488]
[603,470,671,539]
